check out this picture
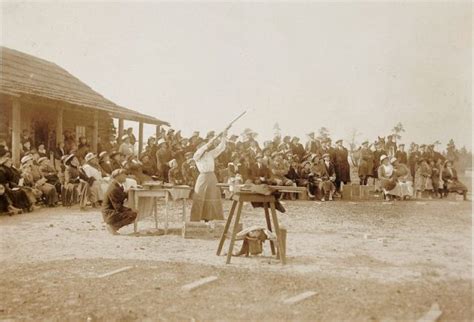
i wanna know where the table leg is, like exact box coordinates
[264,202,276,255]
[181,199,186,222]
[226,201,243,264]
[216,200,237,256]
[153,197,158,230]
[165,192,169,235]
[270,202,286,264]
[133,193,139,233]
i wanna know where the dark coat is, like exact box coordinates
[322,160,336,180]
[305,140,321,154]
[372,149,387,178]
[102,180,137,230]
[99,161,114,176]
[250,163,271,183]
[358,147,374,177]
[334,147,351,183]
[291,143,306,160]
[395,151,408,165]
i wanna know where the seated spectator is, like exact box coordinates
[140,155,156,177]
[415,159,433,198]
[181,152,198,187]
[299,160,316,198]
[38,156,61,196]
[126,158,152,184]
[391,157,414,199]
[269,153,294,186]
[0,148,33,212]
[37,144,48,158]
[168,159,184,185]
[319,153,337,201]
[109,151,123,171]
[442,160,468,200]
[0,184,21,216]
[249,155,272,184]
[63,154,86,207]
[82,152,109,207]
[21,155,58,207]
[99,151,113,176]
[430,159,443,198]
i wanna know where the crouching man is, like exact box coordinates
[102,169,137,235]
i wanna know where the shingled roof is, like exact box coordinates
[0,46,169,126]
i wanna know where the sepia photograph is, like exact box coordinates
[0,0,472,321]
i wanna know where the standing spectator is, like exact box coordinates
[334,139,351,193]
[395,144,408,164]
[126,128,137,146]
[155,139,172,181]
[358,141,373,185]
[119,135,134,158]
[76,136,90,164]
[442,160,468,200]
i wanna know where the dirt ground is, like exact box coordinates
[0,195,472,321]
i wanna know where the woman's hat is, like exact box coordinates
[21,155,33,164]
[157,138,167,146]
[84,152,96,162]
[390,157,397,164]
[64,154,75,165]
[121,134,129,141]
[380,154,388,162]
[336,139,343,144]
[109,151,121,158]
[111,168,127,178]
[322,153,330,159]
[38,156,48,164]
[168,159,177,167]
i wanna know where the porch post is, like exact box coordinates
[11,99,21,167]
[138,121,144,156]
[118,118,124,144]
[92,110,99,153]
[56,105,63,144]
[156,125,160,138]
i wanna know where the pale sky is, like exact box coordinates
[1,1,472,150]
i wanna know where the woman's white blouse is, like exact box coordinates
[193,138,226,173]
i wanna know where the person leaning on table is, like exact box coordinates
[102,169,137,235]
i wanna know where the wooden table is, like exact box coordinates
[128,185,192,234]
[216,191,286,264]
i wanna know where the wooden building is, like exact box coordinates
[0,46,168,165]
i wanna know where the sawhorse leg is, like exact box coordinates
[181,198,186,222]
[270,202,286,264]
[216,200,237,256]
[164,192,169,234]
[226,201,243,264]
[133,193,139,233]
[264,202,276,255]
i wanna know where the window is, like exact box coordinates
[76,125,86,139]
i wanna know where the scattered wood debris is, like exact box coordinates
[282,291,317,305]
[96,266,133,278]
[417,302,442,322]
[181,276,218,292]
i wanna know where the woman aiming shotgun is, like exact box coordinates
[190,111,246,222]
